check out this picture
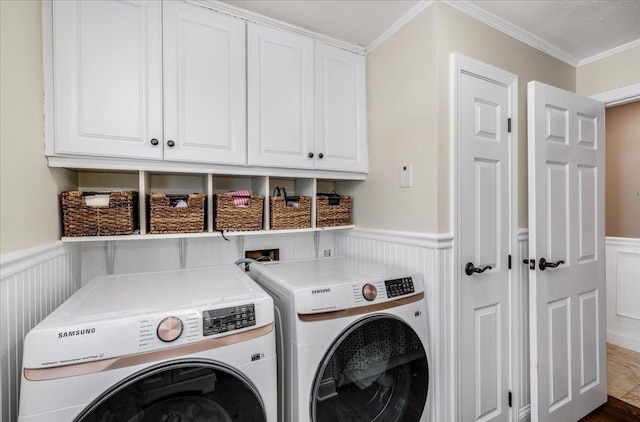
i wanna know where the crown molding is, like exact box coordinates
[366,0,434,54]
[441,0,579,67]
[189,0,366,55]
[578,38,640,67]
[591,83,640,107]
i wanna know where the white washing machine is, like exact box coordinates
[248,257,430,422]
[18,265,277,422]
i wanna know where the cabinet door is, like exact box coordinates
[314,43,368,172]
[163,2,246,164]
[248,24,314,169]
[52,0,163,159]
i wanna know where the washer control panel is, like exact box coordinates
[203,303,256,336]
[385,277,415,298]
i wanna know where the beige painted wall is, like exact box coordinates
[339,7,439,233]
[350,2,576,234]
[605,102,640,238]
[0,0,76,255]
[435,2,576,232]
[577,46,640,97]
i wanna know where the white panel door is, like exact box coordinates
[314,43,367,173]
[163,1,246,164]
[247,23,314,169]
[52,0,163,159]
[459,71,514,422]
[528,81,606,421]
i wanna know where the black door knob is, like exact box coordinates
[539,258,565,271]
[318,153,324,159]
[167,140,175,147]
[308,152,314,158]
[150,138,159,146]
[465,262,492,276]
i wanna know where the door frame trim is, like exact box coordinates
[450,53,519,420]
[590,82,640,108]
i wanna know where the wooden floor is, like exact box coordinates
[580,396,640,421]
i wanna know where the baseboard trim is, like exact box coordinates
[608,330,640,353]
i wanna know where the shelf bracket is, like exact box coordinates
[314,231,321,258]
[105,241,116,275]
[178,238,187,269]
[237,236,245,259]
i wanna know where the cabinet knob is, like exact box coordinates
[318,153,324,159]
[167,140,175,147]
[308,152,314,158]
[150,138,159,146]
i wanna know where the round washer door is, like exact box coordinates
[311,315,429,422]
[74,359,267,422]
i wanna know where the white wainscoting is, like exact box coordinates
[606,237,640,352]
[0,242,82,422]
[334,228,454,422]
[79,232,335,282]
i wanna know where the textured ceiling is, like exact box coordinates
[469,0,640,61]
[220,0,640,61]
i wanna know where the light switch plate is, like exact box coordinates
[400,164,412,188]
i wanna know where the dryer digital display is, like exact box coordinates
[384,277,415,297]
[203,304,256,336]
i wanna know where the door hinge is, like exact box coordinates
[508,391,512,408]
[507,118,512,133]
[508,254,512,269]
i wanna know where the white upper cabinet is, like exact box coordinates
[48,2,367,175]
[51,0,246,165]
[163,1,246,165]
[247,24,367,173]
[247,24,315,169]
[314,43,368,173]
[52,0,163,159]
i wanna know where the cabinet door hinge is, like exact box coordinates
[508,391,512,408]
[508,254,512,269]
[508,118,512,133]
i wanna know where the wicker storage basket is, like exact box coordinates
[61,191,138,237]
[149,193,205,234]
[316,194,352,227]
[270,195,311,230]
[214,193,264,231]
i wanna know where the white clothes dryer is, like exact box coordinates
[18,265,277,422]
[248,257,430,422]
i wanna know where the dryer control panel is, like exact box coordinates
[203,303,256,336]
[385,277,415,298]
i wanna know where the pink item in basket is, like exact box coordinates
[230,190,251,207]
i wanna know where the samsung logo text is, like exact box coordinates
[311,288,331,294]
[58,328,96,338]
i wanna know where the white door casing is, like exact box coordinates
[527,81,606,421]
[247,23,315,169]
[314,43,368,173]
[52,0,163,159]
[163,1,246,164]
[453,54,518,422]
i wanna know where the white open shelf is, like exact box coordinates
[61,225,356,243]
[64,170,355,242]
